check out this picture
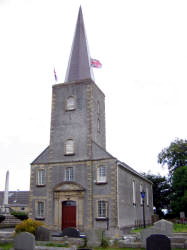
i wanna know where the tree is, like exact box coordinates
[158,138,187,175]
[158,138,187,216]
[170,165,187,215]
[142,172,170,216]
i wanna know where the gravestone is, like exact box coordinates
[86,229,102,247]
[35,226,51,241]
[154,219,173,236]
[140,219,173,245]
[146,234,171,250]
[62,227,80,237]
[14,232,35,250]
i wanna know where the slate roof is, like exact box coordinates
[117,161,152,184]
[0,191,30,206]
[32,141,114,165]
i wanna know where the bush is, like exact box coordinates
[0,215,5,223]
[15,218,44,235]
[11,210,28,220]
[164,213,177,220]
[100,231,109,248]
[100,237,109,248]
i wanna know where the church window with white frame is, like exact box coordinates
[65,139,74,155]
[146,187,149,206]
[65,167,74,181]
[36,169,45,186]
[97,200,107,218]
[36,201,45,219]
[97,166,106,183]
[66,96,76,111]
[132,180,136,205]
[140,183,143,205]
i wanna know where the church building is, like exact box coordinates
[29,7,153,232]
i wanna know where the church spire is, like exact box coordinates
[65,6,94,82]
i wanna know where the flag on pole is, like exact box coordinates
[54,68,58,82]
[90,58,102,68]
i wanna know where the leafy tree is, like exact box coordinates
[158,138,187,216]
[142,172,170,216]
[170,165,187,215]
[158,138,187,175]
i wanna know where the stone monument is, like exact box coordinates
[1,170,10,214]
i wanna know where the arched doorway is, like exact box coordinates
[62,200,76,229]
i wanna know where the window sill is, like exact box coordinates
[65,108,76,111]
[95,181,107,185]
[64,153,75,156]
[95,217,108,221]
[35,217,45,221]
[36,184,46,187]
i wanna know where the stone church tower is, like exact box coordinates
[29,7,153,231]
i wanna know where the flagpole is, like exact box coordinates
[54,68,58,83]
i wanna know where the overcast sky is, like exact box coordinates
[0,0,186,191]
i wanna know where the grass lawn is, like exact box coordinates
[131,223,187,233]
[0,242,13,250]
[173,223,187,232]
[95,248,187,250]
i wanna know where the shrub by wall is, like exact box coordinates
[15,218,44,235]
[11,211,28,220]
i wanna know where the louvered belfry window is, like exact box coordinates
[66,96,75,110]
[65,139,74,155]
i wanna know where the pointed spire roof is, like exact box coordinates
[65,7,94,82]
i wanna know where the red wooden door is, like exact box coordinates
[62,201,76,229]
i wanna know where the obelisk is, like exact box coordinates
[3,170,9,206]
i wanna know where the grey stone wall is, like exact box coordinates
[118,165,153,228]
[91,82,106,149]
[45,79,106,163]
[50,81,90,161]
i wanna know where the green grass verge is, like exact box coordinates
[0,242,13,250]
[94,248,187,250]
[131,223,187,233]
[173,223,187,232]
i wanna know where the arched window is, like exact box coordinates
[132,180,136,206]
[97,119,100,133]
[65,139,74,155]
[97,101,100,114]
[66,96,76,110]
